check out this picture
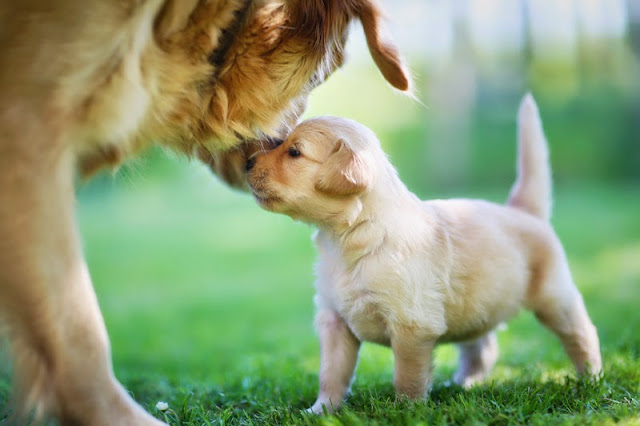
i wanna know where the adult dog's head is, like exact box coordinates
[168,0,410,187]
[247,116,387,226]
[75,0,409,182]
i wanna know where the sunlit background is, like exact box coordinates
[316,0,639,190]
[2,0,638,418]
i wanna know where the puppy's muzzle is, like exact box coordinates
[245,137,283,171]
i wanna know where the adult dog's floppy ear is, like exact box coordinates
[315,139,373,196]
[357,0,411,92]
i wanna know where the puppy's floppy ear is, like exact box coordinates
[356,0,411,92]
[315,139,373,196]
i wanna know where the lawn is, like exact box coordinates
[4,151,636,425]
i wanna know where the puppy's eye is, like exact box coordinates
[288,147,301,158]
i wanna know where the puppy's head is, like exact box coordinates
[247,117,378,224]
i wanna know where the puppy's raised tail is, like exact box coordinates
[507,94,552,221]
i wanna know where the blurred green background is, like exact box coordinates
[3,0,640,422]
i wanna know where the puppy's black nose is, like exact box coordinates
[245,156,256,171]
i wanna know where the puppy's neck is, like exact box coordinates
[318,170,422,265]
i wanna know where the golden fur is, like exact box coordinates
[247,95,602,413]
[0,0,410,424]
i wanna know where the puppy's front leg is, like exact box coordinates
[309,309,361,414]
[391,327,436,400]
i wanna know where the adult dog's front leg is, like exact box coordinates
[309,309,361,414]
[0,134,163,425]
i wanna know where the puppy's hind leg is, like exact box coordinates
[452,330,499,388]
[530,260,602,377]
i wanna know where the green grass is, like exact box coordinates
[4,152,637,425]
[1,66,639,424]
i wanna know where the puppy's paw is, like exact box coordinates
[453,367,492,388]
[306,400,336,415]
[452,373,481,389]
[581,363,604,382]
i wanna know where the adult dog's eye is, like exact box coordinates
[273,139,284,147]
[288,147,301,158]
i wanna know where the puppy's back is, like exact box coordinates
[424,198,562,330]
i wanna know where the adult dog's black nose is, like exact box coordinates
[245,156,256,171]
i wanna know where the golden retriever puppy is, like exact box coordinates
[0,0,409,424]
[247,95,602,414]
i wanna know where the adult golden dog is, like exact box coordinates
[0,0,410,424]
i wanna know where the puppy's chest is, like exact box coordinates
[315,259,391,345]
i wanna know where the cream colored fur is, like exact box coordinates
[0,0,410,424]
[247,94,602,414]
